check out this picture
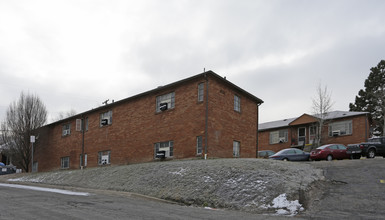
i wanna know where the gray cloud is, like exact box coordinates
[1,0,385,123]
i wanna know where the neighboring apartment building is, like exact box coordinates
[258,111,370,153]
[34,71,263,172]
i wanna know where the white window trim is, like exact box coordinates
[234,95,241,112]
[100,111,112,127]
[196,136,203,155]
[269,129,288,144]
[98,150,111,165]
[233,141,240,158]
[328,120,353,136]
[198,83,204,102]
[62,124,71,136]
[156,92,175,112]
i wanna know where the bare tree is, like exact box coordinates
[311,83,334,146]
[0,92,47,172]
[52,109,77,122]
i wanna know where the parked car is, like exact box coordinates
[356,137,385,158]
[310,144,350,161]
[0,164,16,175]
[269,148,310,161]
[346,144,362,159]
[258,150,275,158]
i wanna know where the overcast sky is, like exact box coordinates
[1,0,384,124]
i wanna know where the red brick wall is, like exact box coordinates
[207,77,258,158]
[34,74,260,172]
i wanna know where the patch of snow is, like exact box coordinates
[0,183,90,196]
[269,193,304,216]
[169,167,188,176]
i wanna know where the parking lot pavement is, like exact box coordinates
[301,157,385,219]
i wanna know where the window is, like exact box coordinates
[234,95,241,112]
[198,83,204,102]
[100,111,112,126]
[80,154,87,167]
[62,124,71,136]
[154,141,174,158]
[233,141,240,157]
[269,129,288,144]
[156,92,175,112]
[98,151,111,165]
[309,126,317,144]
[328,120,352,136]
[196,136,203,155]
[61,157,70,169]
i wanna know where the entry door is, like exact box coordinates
[298,127,306,146]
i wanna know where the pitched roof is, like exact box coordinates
[259,110,368,131]
[47,70,263,126]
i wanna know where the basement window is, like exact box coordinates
[154,141,174,158]
[98,150,111,165]
[61,156,70,169]
[197,136,203,155]
[233,141,240,158]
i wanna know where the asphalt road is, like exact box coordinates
[301,157,385,219]
[0,183,293,220]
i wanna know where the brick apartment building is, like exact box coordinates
[33,71,263,172]
[258,111,370,153]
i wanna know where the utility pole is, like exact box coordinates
[30,135,35,172]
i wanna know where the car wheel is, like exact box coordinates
[283,158,288,161]
[367,149,375,159]
[326,155,333,161]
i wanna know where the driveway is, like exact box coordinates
[301,158,385,219]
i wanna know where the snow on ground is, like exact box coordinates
[0,183,90,196]
[0,158,323,216]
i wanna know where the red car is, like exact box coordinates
[310,144,350,161]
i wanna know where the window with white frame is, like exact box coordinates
[100,111,112,126]
[196,136,203,155]
[328,120,352,136]
[198,83,204,102]
[233,141,240,157]
[156,92,175,112]
[61,156,70,169]
[154,141,174,158]
[269,129,288,144]
[62,124,71,136]
[80,154,87,167]
[234,95,241,112]
[309,126,318,144]
[98,150,111,165]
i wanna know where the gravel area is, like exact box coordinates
[1,158,324,216]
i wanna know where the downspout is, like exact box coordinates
[204,73,209,159]
[365,113,368,141]
[256,103,261,157]
[81,116,85,169]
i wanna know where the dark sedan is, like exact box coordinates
[269,148,310,161]
[310,144,350,161]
